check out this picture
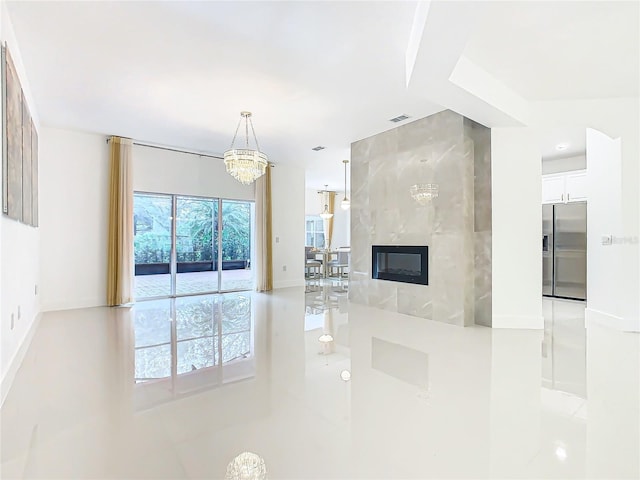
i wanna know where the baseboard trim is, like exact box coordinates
[585,308,639,332]
[274,279,305,289]
[491,314,544,329]
[1,312,41,408]
[41,298,106,312]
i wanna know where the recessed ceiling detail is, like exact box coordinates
[311,146,326,151]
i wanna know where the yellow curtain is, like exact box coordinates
[255,165,273,292]
[107,136,134,306]
[326,191,336,250]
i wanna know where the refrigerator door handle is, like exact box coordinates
[561,193,564,202]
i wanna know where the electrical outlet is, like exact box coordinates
[275,236,280,243]
[11,313,14,330]
[282,265,287,272]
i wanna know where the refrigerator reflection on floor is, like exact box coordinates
[542,202,587,301]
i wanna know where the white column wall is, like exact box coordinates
[272,164,305,289]
[585,129,624,325]
[491,127,543,329]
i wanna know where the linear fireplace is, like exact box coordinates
[372,245,428,285]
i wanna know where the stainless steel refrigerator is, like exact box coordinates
[542,202,587,300]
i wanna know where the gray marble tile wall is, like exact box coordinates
[349,110,492,327]
[465,118,492,327]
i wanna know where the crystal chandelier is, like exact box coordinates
[225,452,267,480]
[410,183,439,205]
[341,159,350,210]
[319,185,333,219]
[223,111,268,185]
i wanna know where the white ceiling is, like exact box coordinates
[6,1,638,190]
[463,1,639,101]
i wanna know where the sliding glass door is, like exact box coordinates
[134,193,254,299]
[134,193,173,298]
[175,196,218,295]
[221,199,253,291]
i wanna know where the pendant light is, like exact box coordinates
[319,185,333,220]
[340,159,350,210]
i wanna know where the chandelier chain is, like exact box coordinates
[229,117,242,150]
[344,161,347,197]
[248,117,261,152]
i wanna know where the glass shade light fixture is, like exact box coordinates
[223,111,268,185]
[340,159,350,210]
[410,183,439,205]
[319,184,333,219]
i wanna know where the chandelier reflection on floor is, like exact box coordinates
[225,451,267,480]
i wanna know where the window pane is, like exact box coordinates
[134,193,172,264]
[175,296,215,341]
[135,344,171,381]
[221,332,251,364]
[134,193,172,299]
[219,294,251,334]
[177,337,216,374]
[134,299,171,347]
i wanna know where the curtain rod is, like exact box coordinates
[106,137,275,166]
[135,141,225,160]
[106,137,223,160]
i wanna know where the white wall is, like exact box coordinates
[541,154,586,175]
[586,129,625,326]
[0,1,41,398]
[491,127,543,329]
[304,187,350,249]
[132,145,254,201]
[272,164,305,289]
[39,128,109,311]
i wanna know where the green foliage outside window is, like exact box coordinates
[134,194,251,265]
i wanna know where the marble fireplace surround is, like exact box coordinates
[349,110,492,327]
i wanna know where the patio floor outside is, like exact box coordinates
[135,269,254,298]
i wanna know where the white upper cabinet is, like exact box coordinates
[542,170,587,204]
[565,170,588,202]
[542,174,566,204]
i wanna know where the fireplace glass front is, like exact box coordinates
[372,245,428,285]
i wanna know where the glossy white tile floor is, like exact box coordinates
[1,288,639,479]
